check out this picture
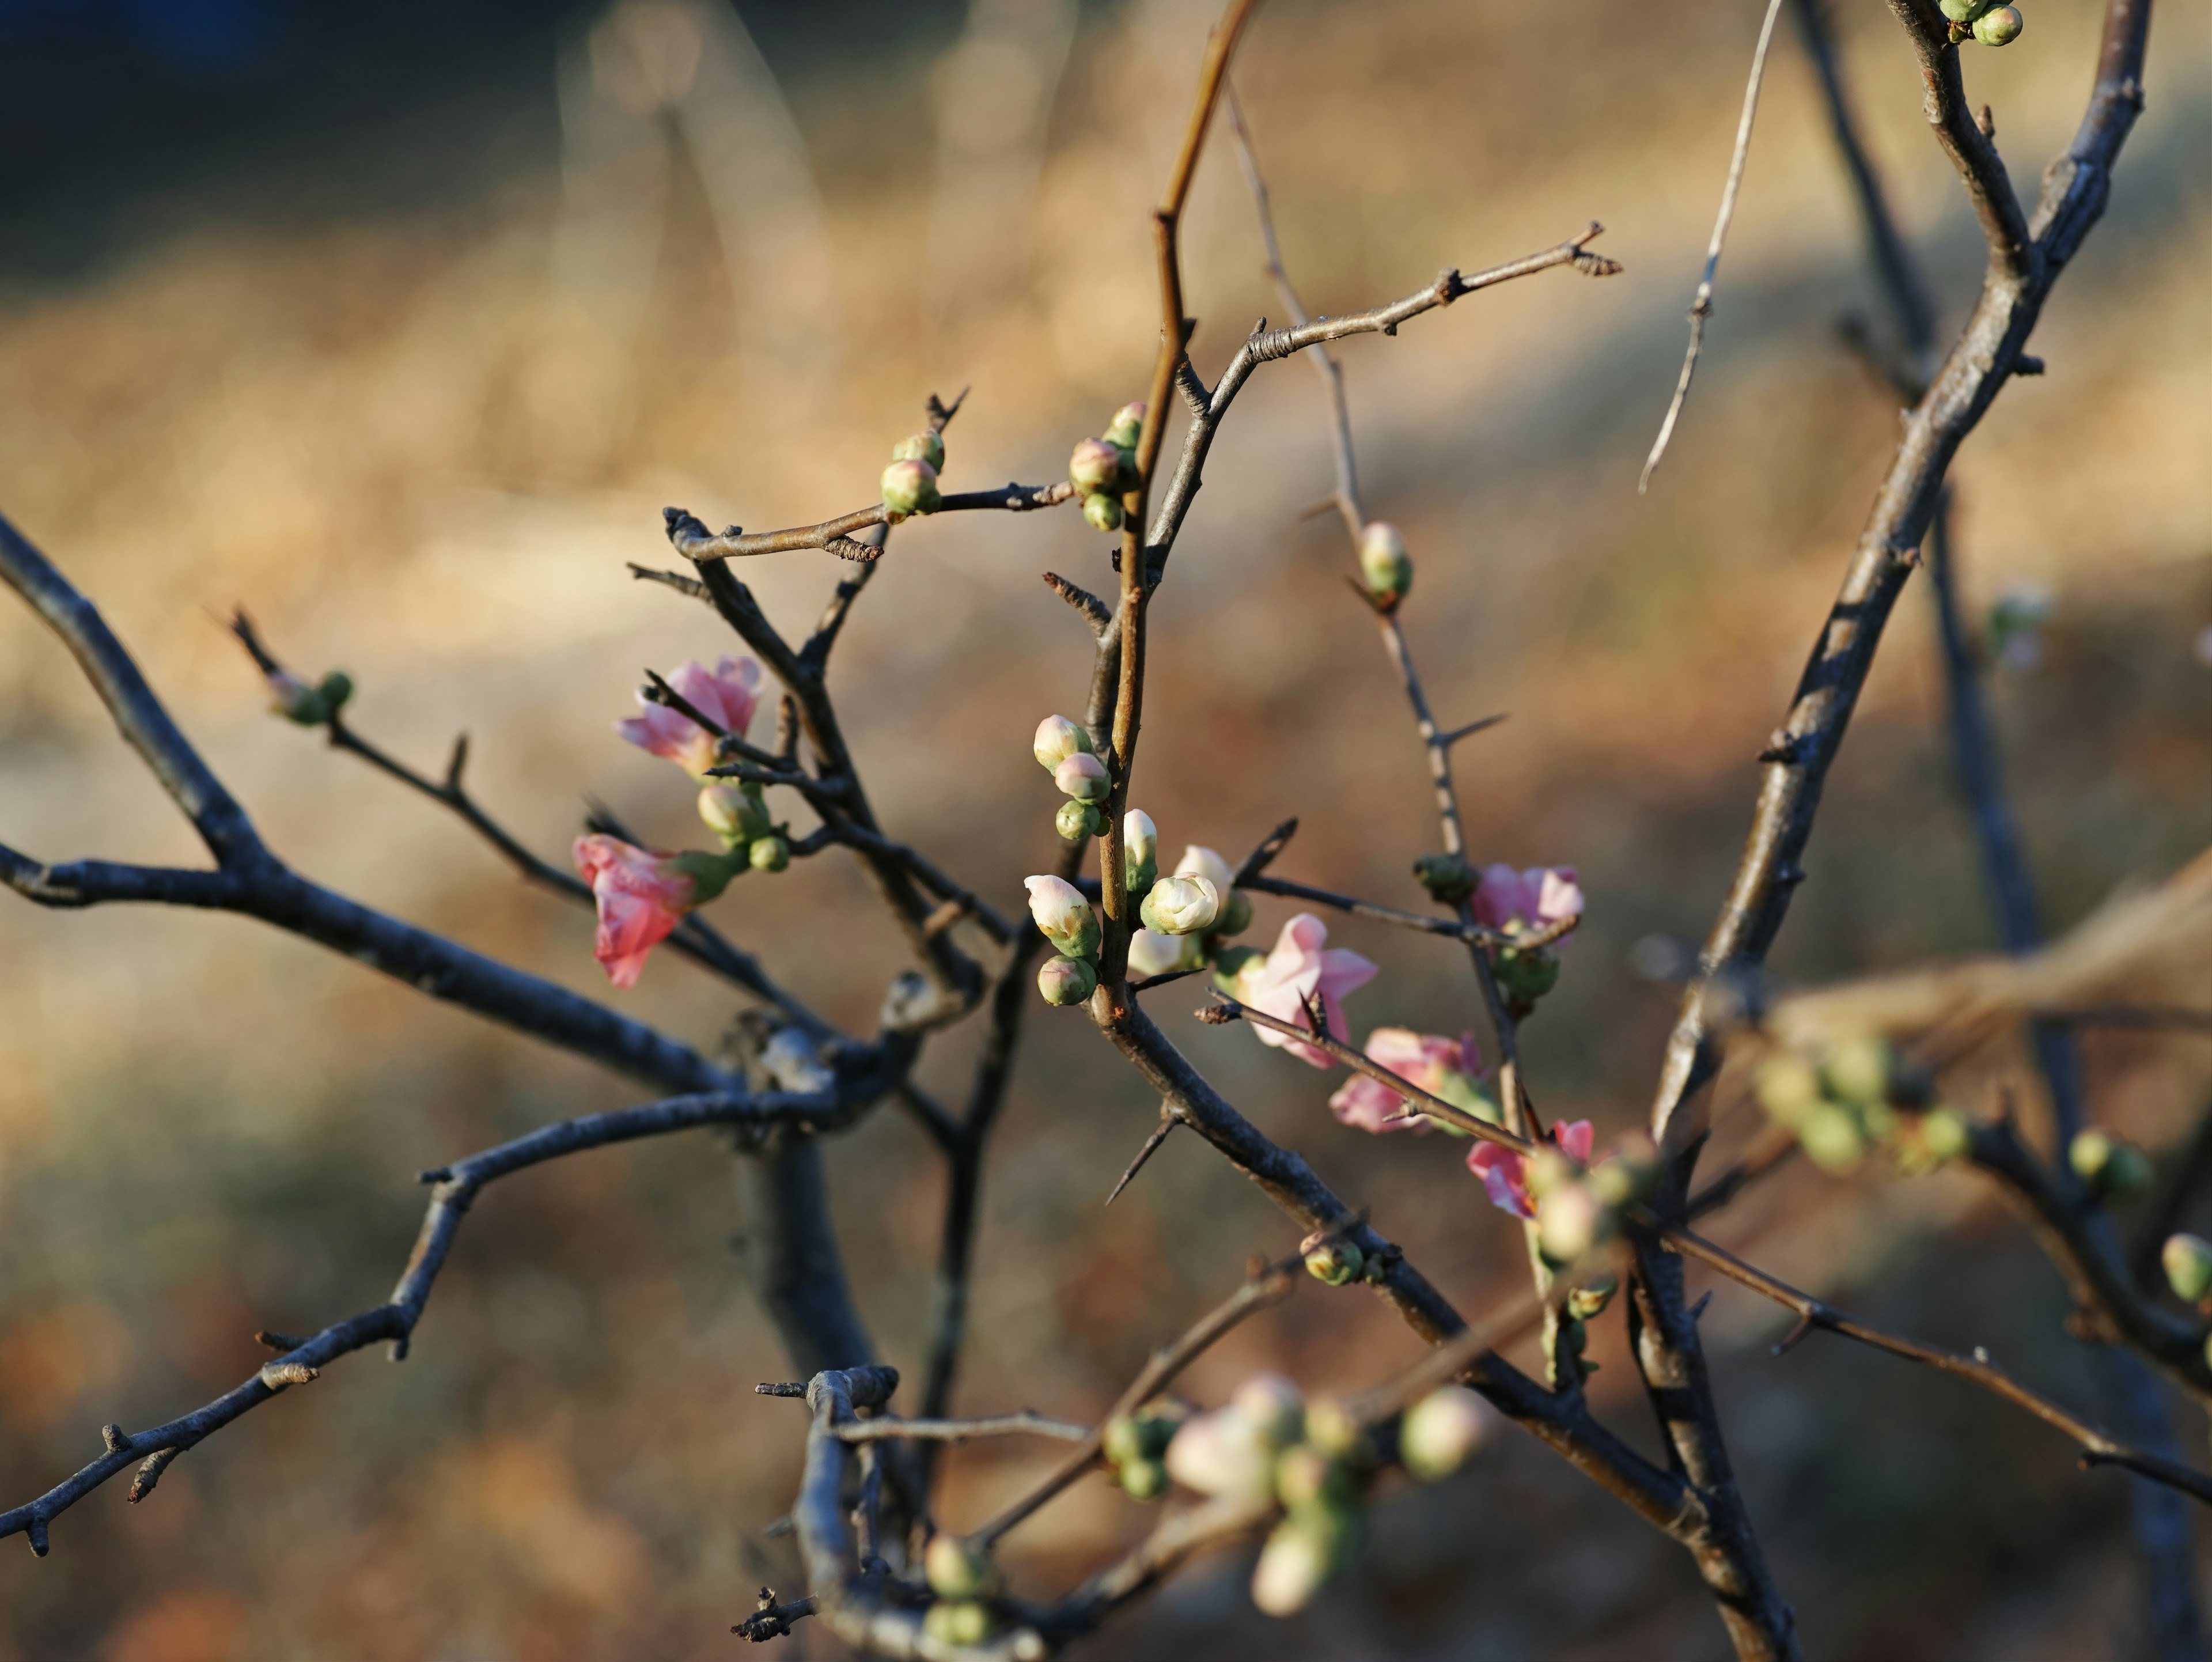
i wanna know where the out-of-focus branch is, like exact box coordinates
[1239,870,1577,950]
[666,481,1077,565]
[0,1088,847,1557]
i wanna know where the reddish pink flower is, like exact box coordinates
[1468,1119,1594,1220]
[616,657,764,777]
[1327,1029,1485,1133]
[574,834,698,988]
[1233,914,1377,1069]
[1472,864,1584,936]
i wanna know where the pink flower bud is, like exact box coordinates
[1037,956,1097,1006]
[1033,713,1092,771]
[1054,751,1111,803]
[880,457,942,516]
[1069,437,1126,495]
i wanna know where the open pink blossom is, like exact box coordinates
[1468,1119,1594,1220]
[1472,864,1584,936]
[574,834,698,989]
[1327,1029,1484,1134]
[1233,913,1377,1069]
[616,656,763,777]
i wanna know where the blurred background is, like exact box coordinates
[0,0,2207,1656]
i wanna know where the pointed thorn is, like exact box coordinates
[1106,1117,1181,1206]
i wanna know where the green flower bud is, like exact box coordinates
[1536,1182,1608,1265]
[1037,956,1097,1006]
[1140,874,1221,936]
[2162,1234,2212,1304]
[1798,1102,1869,1173]
[1755,1053,1823,1126]
[1082,491,1123,532]
[1303,1239,1365,1286]
[1033,714,1094,771]
[1412,851,1477,903]
[1493,945,1560,1008]
[2070,1129,2152,1195]
[1116,1456,1168,1501]
[1212,943,1263,994]
[1215,888,1253,937]
[1123,811,1158,887]
[925,1534,997,1600]
[1821,1034,1893,1107]
[266,669,324,724]
[880,457,942,516]
[1938,0,1991,18]
[1357,522,1412,603]
[698,782,771,847]
[1302,1396,1362,1459]
[1251,1504,1355,1618]
[1055,798,1105,843]
[1973,3,2022,43]
[1232,1373,1306,1449]
[1069,437,1126,495]
[1274,1444,1354,1511]
[1105,402,1146,449]
[1566,1275,1618,1320]
[748,835,789,873]
[1399,1385,1488,1482]
[1918,1104,1972,1164]
[891,430,945,471]
[665,845,745,906]
[1102,1415,1147,1468]
[317,671,354,714]
[922,1600,995,1646]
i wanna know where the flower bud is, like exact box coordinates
[1122,810,1158,869]
[1116,1456,1168,1501]
[925,1534,996,1600]
[1412,851,1476,902]
[880,457,942,516]
[748,835,790,873]
[1127,927,1198,979]
[1566,1275,1618,1320]
[1821,1034,1893,1107]
[891,430,945,471]
[1055,800,1104,843]
[1274,1444,1352,1510]
[1165,1409,1272,1501]
[266,669,323,724]
[1216,888,1253,937]
[1055,752,1111,804]
[1973,3,2022,43]
[1211,944,1263,994]
[1754,1053,1822,1126]
[1082,492,1123,532]
[1798,1103,1869,1173]
[1938,0,1991,16]
[317,670,354,715]
[1140,874,1221,936]
[2162,1234,2212,1304]
[1037,955,1098,1006]
[1102,1415,1147,1468]
[1302,1396,1362,1459]
[1033,714,1093,771]
[923,1601,994,1646]
[1105,402,1146,449]
[1025,874,1101,959]
[1536,1181,1607,1265]
[1918,1105,1972,1164]
[1069,437,1126,494]
[1399,1385,1489,1481]
[1357,522,1413,602]
[1251,1505,1353,1617]
[1304,1238,1365,1286]
[698,782,771,847]
[1493,945,1560,1008]
[1175,844,1235,895]
[2069,1129,2152,1196]
[1232,1373,1306,1449]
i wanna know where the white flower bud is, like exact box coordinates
[1358,522,1412,601]
[1123,811,1157,868]
[2162,1233,2212,1304]
[1127,928,1197,980]
[1024,874,1100,959]
[1069,437,1126,494]
[1037,955,1097,1006]
[1140,874,1219,936]
[925,1534,995,1600]
[1033,714,1093,771]
[891,430,945,471]
[1231,1373,1305,1448]
[1054,752,1111,804]
[1399,1385,1490,1481]
[697,782,771,847]
[1164,1408,1272,1501]
[880,457,942,516]
[1250,1505,1352,1617]
[1175,845,1235,894]
[1535,1181,1607,1265]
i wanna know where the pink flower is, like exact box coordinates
[1472,865,1584,936]
[615,657,764,777]
[1468,1119,1593,1220]
[1327,1029,1486,1134]
[574,835,698,988]
[1233,914,1377,1069]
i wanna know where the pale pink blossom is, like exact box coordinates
[574,835,698,989]
[1468,1119,1593,1220]
[616,657,763,777]
[1327,1029,1484,1134]
[1233,913,1377,1069]
[1472,864,1584,936]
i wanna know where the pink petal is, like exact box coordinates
[1556,1119,1596,1164]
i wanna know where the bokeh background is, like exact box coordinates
[1,0,2207,1656]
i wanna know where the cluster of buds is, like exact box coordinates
[1066,403,1145,532]
[1027,874,1103,1006]
[2069,1127,2153,1199]
[1475,865,1584,1012]
[1471,1120,1659,1267]
[1939,0,2024,45]
[265,666,354,726]
[698,782,789,872]
[881,428,945,517]
[1356,522,1412,607]
[922,1534,1003,1646]
[1753,1035,1968,1176]
[1129,844,1256,980]
[1035,714,1110,841]
[1164,1376,1367,1617]
[1100,1398,1193,1501]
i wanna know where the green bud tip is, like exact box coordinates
[1304,1241,1364,1286]
[1082,492,1123,532]
[1055,799,1104,843]
[748,835,790,873]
